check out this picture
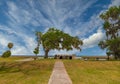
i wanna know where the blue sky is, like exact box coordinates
[0,0,120,56]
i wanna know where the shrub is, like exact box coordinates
[2,50,11,58]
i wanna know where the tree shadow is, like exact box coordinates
[0,62,34,75]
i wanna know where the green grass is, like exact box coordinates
[0,59,55,84]
[0,57,27,62]
[63,60,120,84]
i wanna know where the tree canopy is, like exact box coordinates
[33,47,39,56]
[99,6,120,60]
[8,42,14,50]
[36,28,83,58]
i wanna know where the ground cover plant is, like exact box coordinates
[0,58,55,84]
[64,60,120,84]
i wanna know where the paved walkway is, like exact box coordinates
[48,60,72,84]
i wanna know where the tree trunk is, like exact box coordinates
[36,54,38,59]
[44,50,49,59]
[114,55,117,60]
[34,54,37,60]
[107,55,109,61]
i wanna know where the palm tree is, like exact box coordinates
[36,32,42,47]
[2,42,14,58]
[98,41,106,49]
[8,42,13,50]
[99,6,120,60]
[100,6,120,39]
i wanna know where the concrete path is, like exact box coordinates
[48,60,72,84]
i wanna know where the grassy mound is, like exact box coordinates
[0,58,55,84]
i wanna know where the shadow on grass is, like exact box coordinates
[0,61,40,75]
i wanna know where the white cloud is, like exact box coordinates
[4,0,99,55]
[0,25,17,34]
[7,1,21,23]
[11,36,36,55]
[63,27,72,35]
[0,29,14,49]
[82,28,105,49]
[75,13,103,37]
[10,36,37,55]
[23,36,36,52]
[27,0,97,33]
[0,24,37,55]
[12,46,29,55]
[6,0,98,34]
[109,0,120,7]
[0,35,10,47]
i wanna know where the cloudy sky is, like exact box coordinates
[0,0,120,56]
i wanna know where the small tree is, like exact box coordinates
[2,50,11,58]
[33,47,39,60]
[33,32,41,60]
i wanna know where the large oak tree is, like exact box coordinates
[36,28,83,58]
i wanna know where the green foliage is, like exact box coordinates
[100,6,120,39]
[36,28,83,58]
[106,37,120,59]
[99,6,120,60]
[36,32,42,47]
[2,42,13,58]
[2,50,11,58]
[42,28,62,50]
[98,41,107,49]
[100,6,120,20]
[33,47,39,56]
[8,42,13,50]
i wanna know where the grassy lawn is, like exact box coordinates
[64,60,120,84]
[0,56,28,62]
[0,58,55,84]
